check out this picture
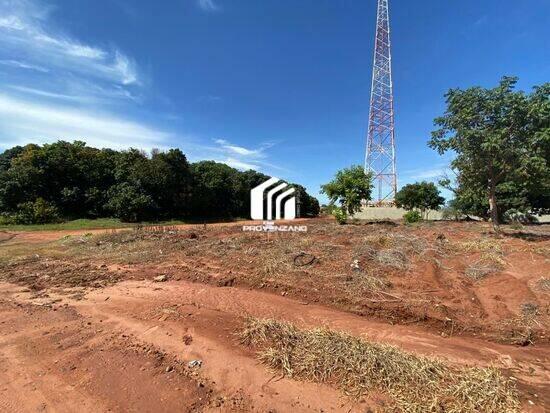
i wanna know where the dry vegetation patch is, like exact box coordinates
[67,227,205,264]
[456,238,505,265]
[0,256,121,290]
[498,302,546,346]
[537,277,550,291]
[240,318,520,413]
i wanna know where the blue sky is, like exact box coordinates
[0,0,549,202]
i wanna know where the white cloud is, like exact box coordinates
[0,0,139,86]
[113,51,138,85]
[196,138,284,172]
[224,158,258,171]
[0,93,170,151]
[0,15,26,30]
[400,163,450,183]
[0,0,156,152]
[214,138,263,157]
[0,59,48,72]
[7,85,86,102]
[197,0,220,12]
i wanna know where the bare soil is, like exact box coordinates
[0,219,548,412]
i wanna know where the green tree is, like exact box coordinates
[395,181,445,219]
[292,184,321,217]
[320,165,372,222]
[0,145,24,172]
[105,183,156,222]
[190,161,241,218]
[0,141,319,223]
[429,77,550,231]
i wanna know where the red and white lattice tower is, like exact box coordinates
[364,0,397,204]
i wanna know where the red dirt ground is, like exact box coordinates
[0,219,548,412]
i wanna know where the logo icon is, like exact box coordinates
[251,177,296,220]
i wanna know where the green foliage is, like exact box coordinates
[320,165,372,216]
[503,209,538,224]
[320,204,337,216]
[440,199,465,221]
[395,181,445,218]
[0,141,319,223]
[332,207,348,225]
[13,198,61,224]
[105,183,157,222]
[403,210,422,224]
[429,77,550,229]
[293,184,321,217]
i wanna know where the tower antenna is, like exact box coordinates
[365,0,397,204]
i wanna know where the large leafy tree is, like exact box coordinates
[395,181,445,219]
[320,165,372,216]
[429,77,550,231]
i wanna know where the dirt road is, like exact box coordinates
[1,278,548,412]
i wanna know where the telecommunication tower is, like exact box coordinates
[364,0,397,203]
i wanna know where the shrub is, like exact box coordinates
[14,198,61,224]
[504,209,538,225]
[332,207,348,225]
[403,210,421,224]
[440,201,464,221]
[0,213,16,225]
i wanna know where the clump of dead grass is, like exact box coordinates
[464,261,500,281]
[537,277,550,291]
[498,303,542,346]
[457,238,505,266]
[240,318,520,413]
[67,229,205,264]
[355,272,391,292]
[354,232,428,271]
[533,246,550,259]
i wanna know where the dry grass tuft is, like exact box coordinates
[537,277,550,291]
[464,261,500,281]
[533,246,550,258]
[354,233,428,271]
[67,229,204,264]
[355,272,391,292]
[457,238,505,266]
[240,318,520,413]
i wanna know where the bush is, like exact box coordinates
[504,209,538,225]
[14,198,61,224]
[0,213,16,225]
[441,205,464,221]
[403,210,422,224]
[332,207,348,225]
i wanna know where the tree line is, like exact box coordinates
[0,141,320,224]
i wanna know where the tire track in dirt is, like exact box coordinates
[0,296,221,412]
[1,278,548,412]
[74,280,549,411]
